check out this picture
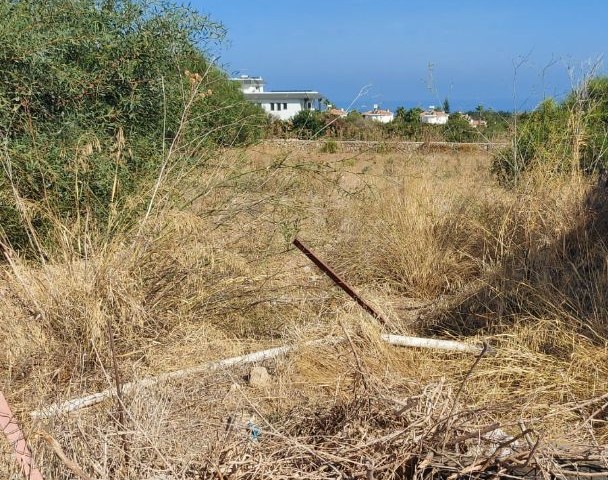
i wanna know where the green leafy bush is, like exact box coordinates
[385,107,423,140]
[492,76,608,185]
[320,140,338,153]
[291,110,326,139]
[0,0,265,251]
[573,77,608,172]
[442,113,478,143]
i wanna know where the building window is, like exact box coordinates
[307,102,312,109]
[277,103,281,111]
[283,103,287,109]
[270,103,274,111]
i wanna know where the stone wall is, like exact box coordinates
[263,139,508,154]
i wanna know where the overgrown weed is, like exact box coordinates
[2,143,608,477]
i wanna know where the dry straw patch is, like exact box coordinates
[1,145,608,478]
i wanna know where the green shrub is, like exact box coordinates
[385,107,423,140]
[291,110,325,139]
[320,140,338,153]
[442,113,478,143]
[492,76,608,185]
[0,0,265,251]
[573,77,608,172]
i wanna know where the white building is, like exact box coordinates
[420,107,449,125]
[235,75,265,93]
[361,105,394,123]
[232,75,323,121]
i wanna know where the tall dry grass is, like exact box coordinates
[1,144,607,478]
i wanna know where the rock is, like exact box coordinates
[248,366,271,388]
[466,427,521,459]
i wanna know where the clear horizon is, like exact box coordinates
[192,1,607,112]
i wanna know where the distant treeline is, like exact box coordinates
[266,107,515,143]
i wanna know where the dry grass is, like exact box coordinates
[1,144,608,478]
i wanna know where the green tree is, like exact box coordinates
[388,107,423,140]
[443,113,477,142]
[346,110,363,120]
[404,107,424,123]
[394,106,423,124]
[395,107,408,122]
[291,110,325,139]
[443,98,451,114]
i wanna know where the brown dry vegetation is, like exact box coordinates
[1,144,608,478]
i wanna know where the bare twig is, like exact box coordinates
[36,430,95,480]
[339,319,370,390]
[106,318,130,468]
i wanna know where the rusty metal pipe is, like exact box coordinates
[293,238,388,326]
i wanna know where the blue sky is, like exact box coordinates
[192,1,607,112]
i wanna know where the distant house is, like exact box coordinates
[326,105,348,118]
[459,113,488,128]
[234,75,265,93]
[420,107,449,125]
[232,75,323,121]
[469,117,488,128]
[470,119,487,128]
[362,105,394,123]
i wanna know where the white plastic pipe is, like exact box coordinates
[31,334,484,419]
[382,334,484,354]
[31,339,330,419]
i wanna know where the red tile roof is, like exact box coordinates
[363,109,392,116]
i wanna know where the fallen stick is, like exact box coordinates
[36,430,95,480]
[31,334,485,419]
[1,391,45,480]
